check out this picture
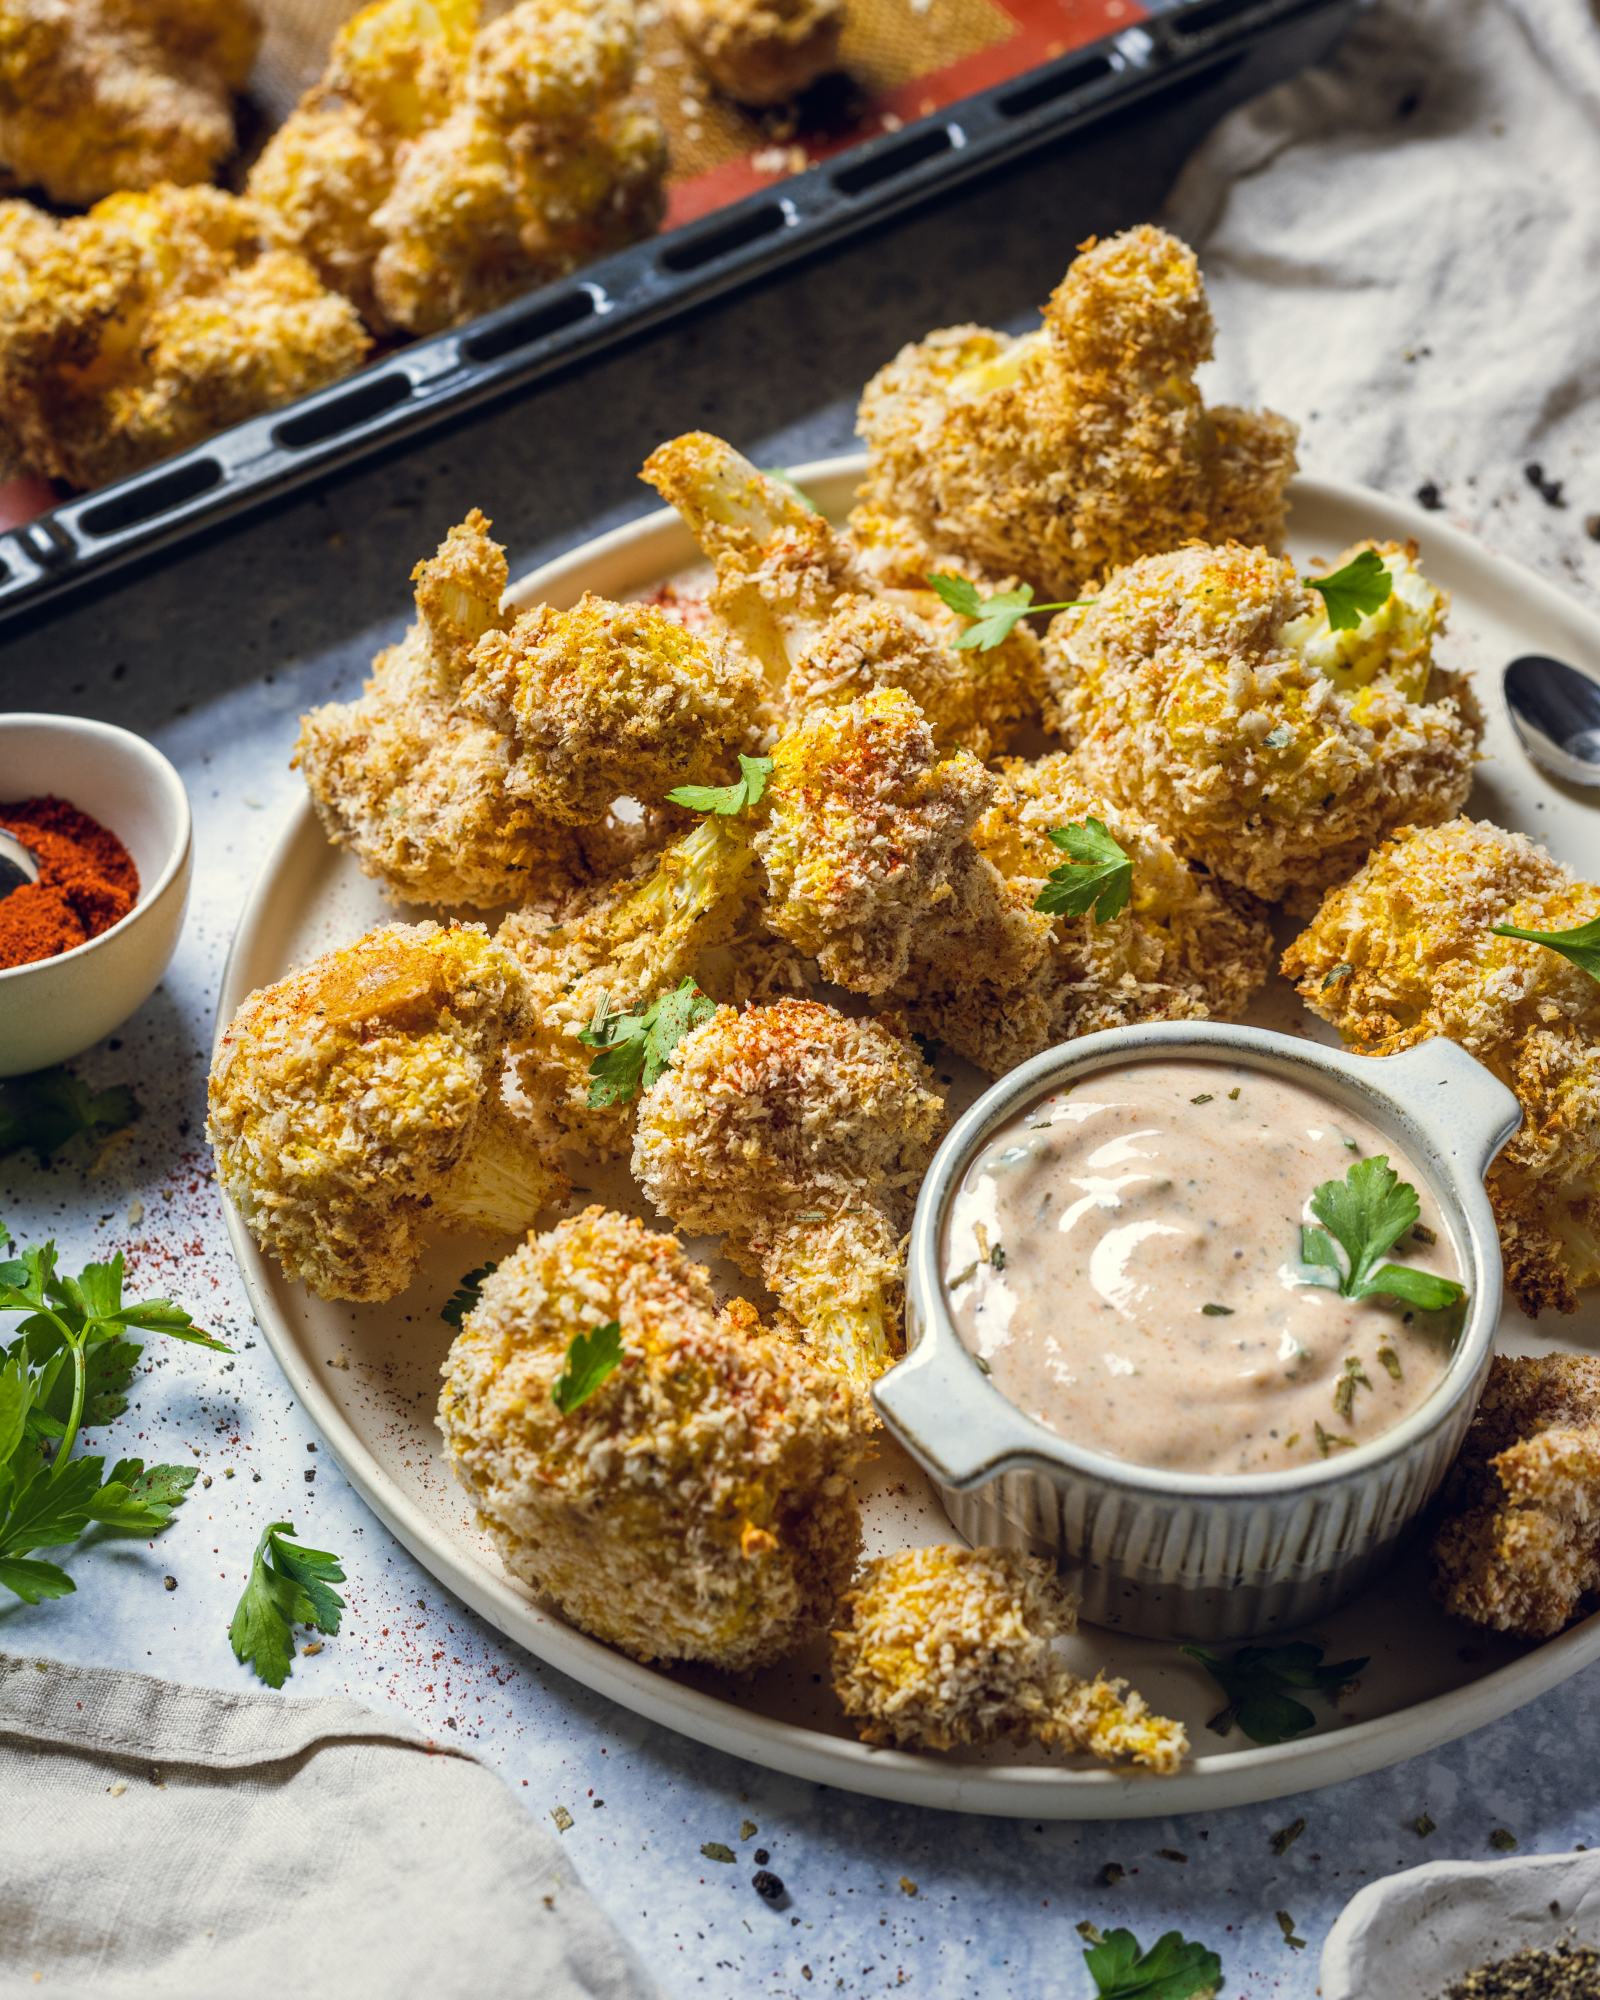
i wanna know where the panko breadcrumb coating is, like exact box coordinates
[461,590,768,824]
[632,998,943,1381]
[437,1206,873,1668]
[1045,538,1479,904]
[668,0,842,107]
[642,432,1043,760]
[0,0,260,206]
[0,184,368,489]
[1433,1354,1600,1639]
[208,922,562,1303]
[296,511,652,910]
[830,1546,1187,1767]
[1284,818,1600,1316]
[850,226,1297,601]
[249,0,664,335]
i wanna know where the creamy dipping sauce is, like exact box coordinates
[944,1060,1462,1477]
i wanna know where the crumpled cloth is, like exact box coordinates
[0,1652,658,2000]
[1165,0,1600,596]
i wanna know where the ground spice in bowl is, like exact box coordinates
[1444,1941,1600,1997]
[0,795,139,970]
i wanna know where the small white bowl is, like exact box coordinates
[0,714,191,1077]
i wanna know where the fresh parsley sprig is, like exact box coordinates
[441,1262,497,1331]
[1081,1924,1222,2000]
[1181,1639,1369,1746]
[0,1067,138,1162]
[579,979,716,1108]
[229,1521,346,1689]
[1299,1156,1466,1313]
[551,1321,623,1415]
[1034,820,1133,923]
[666,753,774,818]
[1490,916,1600,984]
[1303,549,1393,631]
[926,573,1092,651]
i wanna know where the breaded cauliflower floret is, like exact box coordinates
[437,1206,873,1668]
[1045,539,1479,904]
[850,226,1297,601]
[830,1546,1188,1768]
[668,0,842,107]
[1283,818,1600,1315]
[208,922,562,1303]
[642,432,1043,759]
[632,998,943,1382]
[461,590,768,824]
[0,0,260,206]
[900,752,1274,1073]
[0,184,369,489]
[1433,1354,1600,1639]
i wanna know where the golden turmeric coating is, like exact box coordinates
[851,226,1298,600]
[249,0,665,335]
[461,590,768,825]
[1284,818,1600,1316]
[1045,538,1479,904]
[642,431,1043,761]
[632,998,943,1382]
[1433,1354,1600,1639]
[668,0,842,107]
[0,0,260,206]
[208,921,562,1303]
[830,1546,1188,1768]
[0,183,368,489]
[437,1206,873,1669]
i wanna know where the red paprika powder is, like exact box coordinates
[0,795,139,970]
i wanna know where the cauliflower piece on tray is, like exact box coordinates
[0,0,260,206]
[850,226,1298,601]
[0,184,368,489]
[1284,817,1600,1316]
[667,0,843,107]
[208,921,562,1303]
[632,998,943,1383]
[830,1546,1187,1767]
[437,1206,873,1669]
[1433,1354,1600,1639]
[1044,538,1478,904]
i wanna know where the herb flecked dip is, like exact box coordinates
[943,1060,1463,1477]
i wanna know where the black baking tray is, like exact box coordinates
[0,0,1354,631]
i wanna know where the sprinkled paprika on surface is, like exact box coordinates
[0,795,139,969]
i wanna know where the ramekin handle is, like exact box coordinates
[872,1337,1020,1490]
[1375,1037,1523,1180]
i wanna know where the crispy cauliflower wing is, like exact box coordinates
[208,921,561,1303]
[0,0,260,206]
[1283,817,1600,1315]
[668,0,842,107]
[437,1206,873,1668]
[1432,1354,1600,1639]
[632,998,943,1382]
[850,226,1298,601]
[1044,538,1478,904]
[0,184,368,489]
[830,1545,1188,1767]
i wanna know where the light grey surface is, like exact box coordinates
[3,89,1599,2000]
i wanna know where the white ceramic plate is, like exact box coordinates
[218,458,1600,1818]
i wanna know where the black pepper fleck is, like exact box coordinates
[752,1870,787,1905]
[1415,481,1444,511]
[753,1848,770,1866]
[1525,463,1568,508]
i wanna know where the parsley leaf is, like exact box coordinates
[1182,1640,1369,1745]
[1034,820,1133,923]
[579,978,716,1108]
[1490,916,1600,984]
[926,573,1092,651]
[1304,548,1393,631]
[0,1068,139,1161]
[1299,1156,1466,1312]
[229,1521,346,1689]
[666,754,774,817]
[1082,1925,1222,1999]
[441,1261,497,1331]
[551,1321,623,1415]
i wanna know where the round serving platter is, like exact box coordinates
[218,457,1600,1817]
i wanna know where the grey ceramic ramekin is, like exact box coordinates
[875,1022,1522,1642]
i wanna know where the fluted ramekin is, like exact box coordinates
[875,1023,1522,1642]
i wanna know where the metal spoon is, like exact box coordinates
[1504,655,1600,790]
[0,827,37,900]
